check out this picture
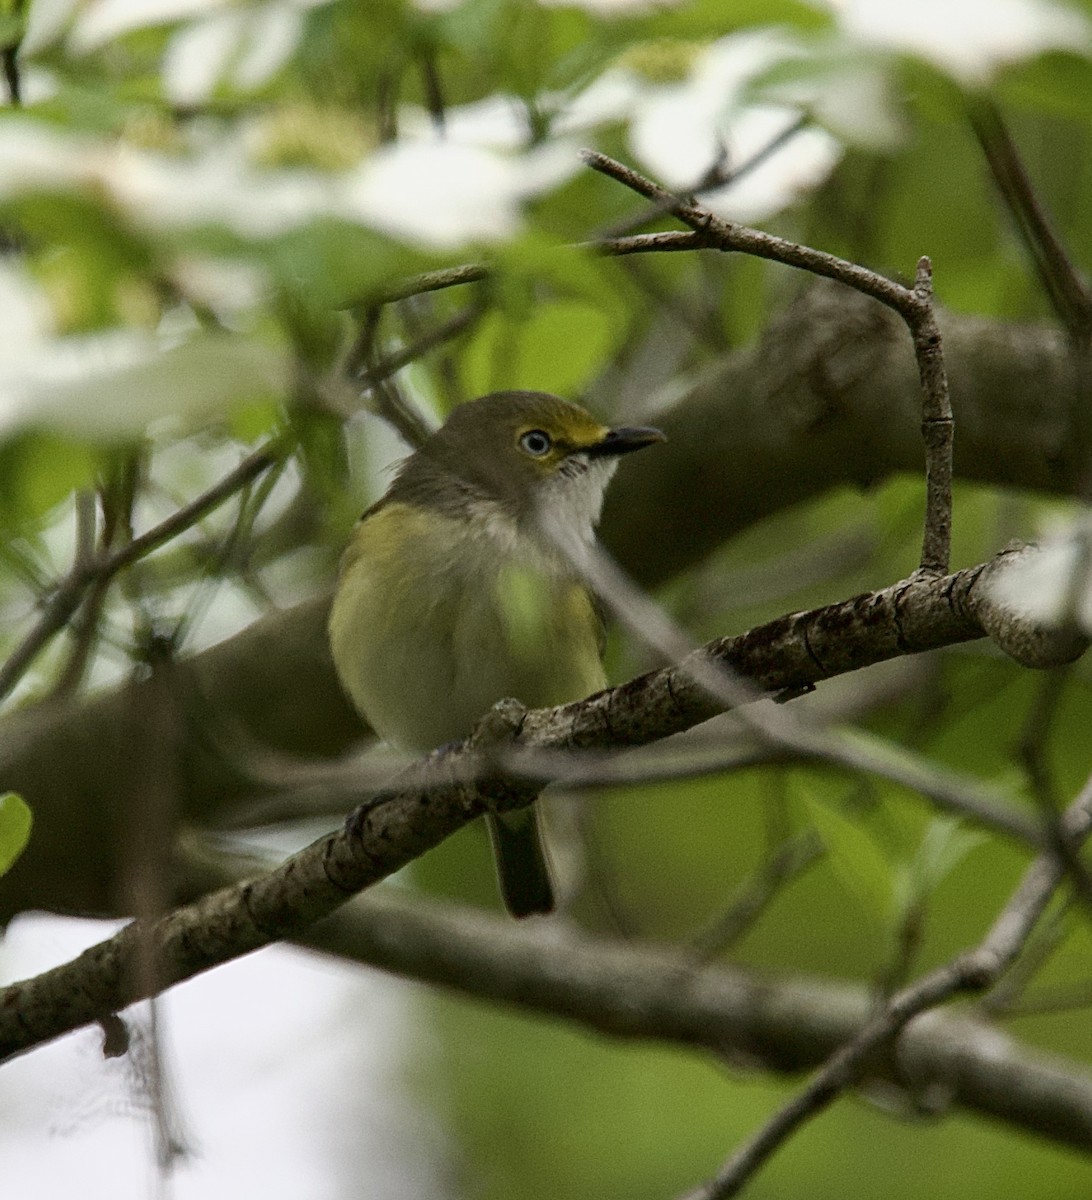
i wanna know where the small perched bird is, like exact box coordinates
[328,390,665,916]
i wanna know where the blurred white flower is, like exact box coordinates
[988,520,1092,632]
[0,259,284,438]
[567,30,845,223]
[161,8,250,106]
[0,326,289,439]
[233,2,307,90]
[162,0,316,105]
[760,50,903,148]
[69,0,219,52]
[0,120,331,237]
[112,140,336,236]
[554,68,645,134]
[0,66,59,106]
[399,94,534,152]
[172,256,268,319]
[342,137,576,247]
[0,264,56,433]
[817,0,1092,85]
[0,110,576,249]
[21,0,80,55]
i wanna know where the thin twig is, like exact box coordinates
[373,262,492,305]
[562,543,1038,850]
[419,48,446,134]
[580,149,917,315]
[992,978,1092,1018]
[1,0,22,106]
[370,234,708,307]
[979,899,1071,1017]
[0,439,283,704]
[356,303,483,398]
[909,257,954,574]
[344,300,483,447]
[51,488,116,699]
[689,831,824,958]
[680,772,1092,1200]
[968,98,1092,341]
[598,114,811,239]
[181,845,1092,1153]
[344,305,434,447]
[122,638,191,1174]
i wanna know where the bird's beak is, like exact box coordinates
[585,425,667,458]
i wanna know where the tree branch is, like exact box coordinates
[0,556,1084,1059]
[169,850,1092,1156]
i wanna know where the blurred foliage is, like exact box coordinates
[0,793,31,877]
[1,0,1092,1196]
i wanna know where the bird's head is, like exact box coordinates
[405,391,665,556]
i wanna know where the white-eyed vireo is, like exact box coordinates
[328,390,664,916]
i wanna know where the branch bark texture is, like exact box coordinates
[0,561,1080,1060]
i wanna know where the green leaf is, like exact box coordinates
[461,299,615,398]
[997,50,1092,123]
[0,792,32,877]
[797,778,896,928]
[904,816,986,905]
[0,431,97,524]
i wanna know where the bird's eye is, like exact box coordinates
[519,429,552,457]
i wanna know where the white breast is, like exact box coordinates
[531,455,618,570]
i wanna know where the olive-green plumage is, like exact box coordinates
[328,390,664,916]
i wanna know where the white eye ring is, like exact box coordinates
[519,429,552,457]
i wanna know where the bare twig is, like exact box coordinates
[1018,666,1092,914]
[122,637,190,1173]
[679,773,1092,1200]
[562,543,1036,848]
[979,899,1071,1017]
[688,831,824,957]
[599,113,811,239]
[51,488,120,699]
[358,305,481,400]
[992,978,1092,1018]
[419,48,446,134]
[580,150,917,314]
[373,262,491,305]
[968,98,1092,341]
[910,257,954,574]
[343,305,434,447]
[343,298,483,447]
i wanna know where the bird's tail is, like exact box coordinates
[486,806,555,918]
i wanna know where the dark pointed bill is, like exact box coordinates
[586,426,667,458]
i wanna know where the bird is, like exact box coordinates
[328,390,665,916]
